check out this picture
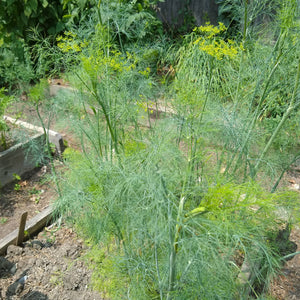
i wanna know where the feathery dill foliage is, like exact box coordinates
[51,0,300,298]
[57,128,298,299]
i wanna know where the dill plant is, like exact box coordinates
[27,80,62,197]
[52,1,300,298]
[57,124,298,298]
[169,2,300,188]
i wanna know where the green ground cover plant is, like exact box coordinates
[1,0,299,298]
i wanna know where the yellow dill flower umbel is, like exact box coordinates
[193,23,244,60]
[193,22,226,39]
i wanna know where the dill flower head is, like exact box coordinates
[193,23,244,60]
[57,31,88,53]
[193,22,226,39]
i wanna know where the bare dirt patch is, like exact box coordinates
[0,165,56,241]
[269,226,300,300]
[0,223,103,300]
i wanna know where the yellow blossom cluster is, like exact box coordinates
[194,38,244,60]
[57,31,88,53]
[193,23,244,60]
[82,50,136,76]
[193,22,226,39]
[136,95,155,113]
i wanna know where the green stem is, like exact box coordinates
[76,73,119,156]
[97,0,103,26]
[188,58,213,180]
[36,104,62,197]
[243,0,249,41]
[167,197,186,300]
[225,32,288,175]
[271,151,300,193]
[198,57,213,126]
[1,132,7,150]
[230,54,283,175]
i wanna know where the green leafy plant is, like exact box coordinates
[13,173,21,191]
[29,187,42,204]
[57,132,299,298]
[0,0,93,88]
[0,35,35,89]
[28,79,62,197]
[217,0,281,39]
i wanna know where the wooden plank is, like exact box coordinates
[0,206,53,256]
[3,116,64,155]
[16,212,28,246]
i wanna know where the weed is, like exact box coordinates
[84,241,128,299]
[12,173,21,191]
[13,173,21,181]
[50,271,64,286]
[28,187,42,204]
[41,230,56,245]
[14,184,21,192]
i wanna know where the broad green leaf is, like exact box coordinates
[24,6,32,18]
[28,0,38,14]
[56,21,65,33]
[42,0,49,8]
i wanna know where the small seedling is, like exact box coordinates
[0,217,8,224]
[28,187,42,204]
[29,187,40,195]
[13,173,21,191]
[50,271,63,286]
[13,173,21,181]
[42,230,56,244]
[44,142,56,156]
[14,183,21,191]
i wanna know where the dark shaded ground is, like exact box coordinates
[270,226,300,300]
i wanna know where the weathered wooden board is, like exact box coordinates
[157,0,218,28]
[4,116,64,155]
[0,133,44,186]
[0,206,53,256]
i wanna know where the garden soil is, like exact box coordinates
[0,224,104,300]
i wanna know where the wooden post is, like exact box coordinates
[16,212,28,246]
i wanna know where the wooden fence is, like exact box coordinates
[156,0,219,29]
